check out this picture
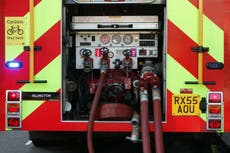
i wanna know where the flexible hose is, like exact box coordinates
[140,90,152,153]
[87,72,106,153]
[152,88,164,153]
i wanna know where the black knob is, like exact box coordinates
[100,47,109,55]
[80,48,92,57]
[123,49,131,57]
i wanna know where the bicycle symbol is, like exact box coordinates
[7,25,24,35]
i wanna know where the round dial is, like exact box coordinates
[112,34,121,44]
[123,34,133,45]
[108,52,114,58]
[100,34,110,44]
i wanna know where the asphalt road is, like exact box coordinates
[0,131,87,153]
[0,131,142,153]
[0,131,230,153]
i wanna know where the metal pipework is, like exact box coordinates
[131,112,140,126]
[100,47,110,73]
[127,112,141,143]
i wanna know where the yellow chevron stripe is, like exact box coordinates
[167,55,208,95]
[34,0,61,40]
[168,0,198,42]
[21,101,44,120]
[20,55,61,91]
[21,55,61,120]
[167,0,224,63]
[5,0,61,62]
[167,55,207,121]
[203,17,224,62]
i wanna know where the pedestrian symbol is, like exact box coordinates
[5,17,26,45]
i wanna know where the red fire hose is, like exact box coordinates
[87,72,106,153]
[152,88,164,153]
[140,89,152,153]
[139,62,164,153]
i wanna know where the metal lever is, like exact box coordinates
[97,24,133,29]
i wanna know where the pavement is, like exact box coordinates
[0,131,229,153]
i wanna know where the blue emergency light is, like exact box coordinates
[6,61,23,68]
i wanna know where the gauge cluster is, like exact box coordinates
[75,31,158,69]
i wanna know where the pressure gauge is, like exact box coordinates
[108,52,114,58]
[100,34,110,44]
[112,34,121,44]
[123,34,133,45]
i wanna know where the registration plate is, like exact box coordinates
[172,94,200,116]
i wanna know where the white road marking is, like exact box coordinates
[25,140,32,146]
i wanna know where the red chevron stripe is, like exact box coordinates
[34,21,61,75]
[5,0,29,16]
[35,0,42,6]
[1,21,61,91]
[168,20,224,90]
[189,0,224,30]
[5,0,42,16]
[203,54,224,90]
[0,0,6,131]
[224,0,230,131]
[168,20,198,78]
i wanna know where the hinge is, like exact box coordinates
[191,46,209,53]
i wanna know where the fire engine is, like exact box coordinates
[0,0,230,153]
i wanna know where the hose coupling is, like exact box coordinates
[152,88,161,101]
[100,61,109,73]
[131,113,140,126]
[140,90,148,102]
[126,125,141,143]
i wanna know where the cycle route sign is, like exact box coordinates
[5,17,26,45]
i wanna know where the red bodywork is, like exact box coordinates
[0,0,230,132]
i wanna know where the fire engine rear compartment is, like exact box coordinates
[62,3,166,122]
[61,4,166,152]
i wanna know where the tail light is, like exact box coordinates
[7,91,21,101]
[7,117,21,128]
[208,105,221,115]
[208,119,222,129]
[6,90,22,128]
[208,93,221,103]
[7,103,21,116]
[206,92,223,131]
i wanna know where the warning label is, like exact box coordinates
[5,17,26,45]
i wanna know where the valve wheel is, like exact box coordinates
[123,49,132,57]
[80,48,92,57]
[100,47,109,55]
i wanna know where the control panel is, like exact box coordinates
[75,31,158,69]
